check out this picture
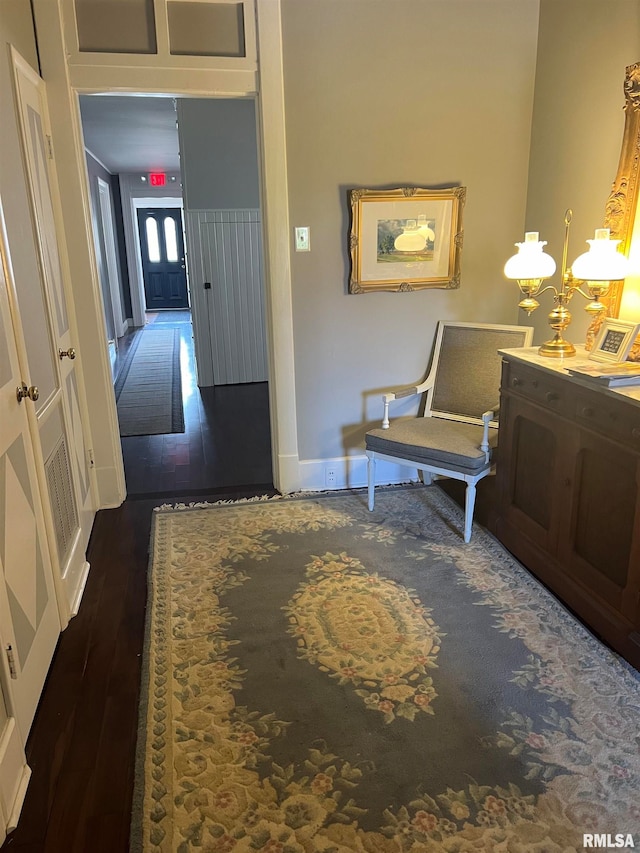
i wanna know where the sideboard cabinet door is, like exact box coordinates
[497,385,572,556]
[560,430,640,619]
[495,352,640,669]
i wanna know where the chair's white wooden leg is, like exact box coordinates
[382,399,390,429]
[464,482,477,543]
[367,454,376,511]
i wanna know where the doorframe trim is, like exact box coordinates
[32,0,301,498]
[254,0,300,493]
[96,177,127,339]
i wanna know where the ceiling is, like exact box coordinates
[79,95,180,174]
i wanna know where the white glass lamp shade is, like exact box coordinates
[394,220,427,252]
[416,214,436,243]
[571,228,629,281]
[504,232,556,280]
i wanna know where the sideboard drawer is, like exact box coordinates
[574,391,640,451]
[502,361,569,416]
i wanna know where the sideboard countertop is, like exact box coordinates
[498,346,640,408]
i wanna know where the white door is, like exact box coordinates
[0,224,35,844]
[11,49,93,618]
[0,682,30,845]
[0,198,61,760]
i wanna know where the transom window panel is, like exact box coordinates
[75,0,157,54]
[145,217,161,263]
[167,1,245,57]
[164,217,179,262]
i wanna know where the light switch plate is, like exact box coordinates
[295,226,310,252]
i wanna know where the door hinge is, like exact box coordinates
[46,134,53,160]
[87,448,95,468]
[6,645,17,679]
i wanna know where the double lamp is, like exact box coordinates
[504,209,629,357]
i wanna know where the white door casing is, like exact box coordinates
[98,178,126,338]
[11,49,93,619]
[88,182,117,375]
[32,0,301,495]
[97,176,126,339]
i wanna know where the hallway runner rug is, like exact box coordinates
[131,486,640,852]
[115,328,185,437]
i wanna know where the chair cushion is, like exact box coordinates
[366,417,497,474]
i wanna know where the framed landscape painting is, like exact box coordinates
[348,186,466,293]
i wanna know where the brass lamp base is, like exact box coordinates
[538,334,576,358]
[539,300,575,357]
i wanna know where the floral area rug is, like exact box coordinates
[131,486,640,852]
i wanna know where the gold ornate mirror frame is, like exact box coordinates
[587,61,640,359]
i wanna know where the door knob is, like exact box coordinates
[16,383,39,403]
[58,347,76,360]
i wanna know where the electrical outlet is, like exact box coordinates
[325,466,337,487]
[295,226,310,252]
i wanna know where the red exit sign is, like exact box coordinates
[149,172,166,187]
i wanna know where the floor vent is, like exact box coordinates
[45,436,79,566]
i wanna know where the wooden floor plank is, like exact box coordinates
[2,315,492,851]
[2,314,275,852]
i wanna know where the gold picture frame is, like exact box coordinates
[601,62,640,317]
[348,186,466,293]
[587,62,640,359]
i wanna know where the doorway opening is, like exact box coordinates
[113,311,272,497]
[80,94,273,498]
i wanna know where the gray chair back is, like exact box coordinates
[429,323,533,421]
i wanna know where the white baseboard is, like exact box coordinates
[96,464,126,509]
[298,454,418,492]
[274,452,303,494]
[68,560,91,618]
[6,763,31,834]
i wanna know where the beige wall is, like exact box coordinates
[525,0,640,346]
[281,0,540,462]
[9,0,638,485]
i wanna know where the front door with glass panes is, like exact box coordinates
[137,208,189,310]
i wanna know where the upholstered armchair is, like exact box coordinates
[365,321,533,542]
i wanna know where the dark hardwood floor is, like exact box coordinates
[1,314,502,851]
[119,311,273,497]
[2,311,275,852]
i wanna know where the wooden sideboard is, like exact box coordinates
[494,347,640,669]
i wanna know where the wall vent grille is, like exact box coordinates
[45,436,79,566]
